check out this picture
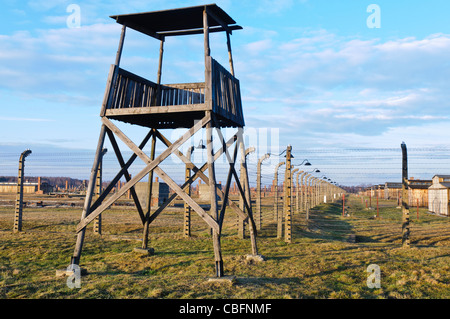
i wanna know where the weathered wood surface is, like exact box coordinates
[209,56,244,127]
[76,114,210,233]
[401,142,410,247]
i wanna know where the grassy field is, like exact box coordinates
[0,194,449,299]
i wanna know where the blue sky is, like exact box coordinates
[2,0,450,183]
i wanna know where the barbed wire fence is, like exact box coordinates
[0,144,449,247]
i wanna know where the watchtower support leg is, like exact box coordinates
[93,148,107,235]
[13,150,31,233]
[236,133,259,256]
[71,124,107,266]
[142,133,157,250]
[206,116,223,277]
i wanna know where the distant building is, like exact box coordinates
[408,178,432,207]
[384,182,402,200]
[134,178,170,208]
[428,175,450,216]
[198,180,222,202]
[0,182,37,194]
[376,184,385,199]
[0,177,53,194]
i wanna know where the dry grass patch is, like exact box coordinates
[0,194,449,299]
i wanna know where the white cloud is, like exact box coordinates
[0,23,121,103]
[235,29,450,147]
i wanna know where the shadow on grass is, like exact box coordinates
[236,276,302,286]
[296,202,355,242]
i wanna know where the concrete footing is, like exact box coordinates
[245,254,266,262]
[55,267,87,278]
[133,247,155,255]
[347,234,356,243]
[206,275,236,285]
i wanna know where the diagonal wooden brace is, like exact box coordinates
[153,166,219,232]
[146,135,243,226]
[102,117,219,232]
[75,113,210,233]
[105,127,148,224]
[154,129,249,222]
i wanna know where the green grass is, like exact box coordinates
[0,194,449,299]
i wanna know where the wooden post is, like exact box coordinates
[206,114,223,277]
[310,178,315,208]
[417,198,419,220]
[226,31,235,76]
[157,39,164,85]
[238,146,254,239]
[291,168,299,214]
[184,147,194,237]
[273,162,285,225]
[142,134,157,250]
[238,136,259,256]
[71,125,107,266]
[342,193,345,217]
[376,190,379,218]
[256,153,269,230]
[284,145,293,243]
[93,148,107,235]
[203,8,211,107]
[115,25,126,66]
[300,172,307,213]
[154,39,164,106]
[295,171,303,215]
[238,158,246,239]
[13,149,32,233]
[401,142,410,248]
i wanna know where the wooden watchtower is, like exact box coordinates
[69,4,259,277]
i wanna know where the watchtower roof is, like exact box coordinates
[110,4,242,38]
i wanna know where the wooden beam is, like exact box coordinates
[102,117,152,163]
[100,64,117,117]
[116,17,163,41]
[226,32,235,76]
[158,25,242,37]
[76,114,210,233]
[153,166,219,233]
[154,129,249,222]
[72,124,107,264]
[205,6,231,34]
[203,8,211,57]
[205,112,223,277]
[115,25,126,66]
[89,129,152,223]
[147,130,247,226]
[142,132,157,249]
[104,104,210,116]
[218,137,239,228]
[204,9,212,109]
[236,135,259,255]
[105,127,147,224]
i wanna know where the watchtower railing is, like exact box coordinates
[161,83,205,106]
[103,58,244,126]
[104,66,205,110]
[209,57,244,126]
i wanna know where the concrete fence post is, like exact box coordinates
[13,149,32,233]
